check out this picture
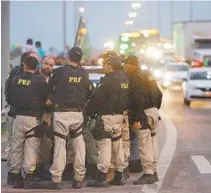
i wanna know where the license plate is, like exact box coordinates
[205,92,211,97]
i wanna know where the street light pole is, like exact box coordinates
[1,1,10,109]
[170,1,174,37]
[63,1,67,52]
[158,1,161,32]
[189,0,193,21]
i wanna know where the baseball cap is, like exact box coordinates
[24,56,39,70]
[104,55,121,70]
[68,47,83,63]
[125,55,139,66]
[102,51,118,60]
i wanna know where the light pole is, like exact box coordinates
[158,1,161,32]
[170,1,174,37]
[189,0,193,21]
[1,1,10,109]
[63,1,67,52]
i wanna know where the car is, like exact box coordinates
[182,67,211,106]
[82,66,104,87]
[161,62,189,88]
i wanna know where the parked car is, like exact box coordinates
[182,67,211,106]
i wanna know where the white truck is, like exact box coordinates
[173,21,211,64]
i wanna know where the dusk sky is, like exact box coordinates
[10,1,211,51]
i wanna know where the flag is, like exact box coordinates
[74,16,92,60]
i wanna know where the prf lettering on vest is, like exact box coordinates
[69,77,82,83]
[120,83,129,89]
[17,79,31,86]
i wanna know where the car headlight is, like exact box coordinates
[141,64,148,71]
[153,70,162,78]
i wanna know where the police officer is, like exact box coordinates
[86,55,129,187]
[124,55,162,184]
[142,69,162,182]
[48,47,93,190]
[7,56,49,188]
[5,51,40,185]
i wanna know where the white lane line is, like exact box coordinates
[191,155,211,174]
[142,110,178,193]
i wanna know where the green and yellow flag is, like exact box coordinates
[74,16,92,60]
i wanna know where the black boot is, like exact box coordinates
[7,172,15,185]
[12,173,24,189]
[46,181,62,190]
[87,170,109,187]
[24,173,44,189]
[154,172,159,182]
[123,166,130,180]
[109,171,125,186]
[72,179,83,189]
[34,164,45,181]
[133,174,156,185]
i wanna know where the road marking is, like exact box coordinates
[191,155,211,174]
[142,110,178,193]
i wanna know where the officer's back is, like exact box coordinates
[49,48,92,110]
[48,47,93,190]
[9,57,48,113]
[86,57,129,116]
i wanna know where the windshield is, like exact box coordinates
[195,39,211,49]
[190,71,211,80]
[166,65,189,71]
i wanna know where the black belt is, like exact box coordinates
[101,111,124,116]
[16,110,42,117]
[54,107,82,112]
[112,134,122,141]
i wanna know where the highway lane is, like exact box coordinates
[159,87,211,193]
[1,86,210,193]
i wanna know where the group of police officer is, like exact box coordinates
[5,46,162,190]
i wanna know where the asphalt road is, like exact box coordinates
[159,87,211,193]
[1,87,211,193]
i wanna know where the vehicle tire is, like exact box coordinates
[184,98,190,106]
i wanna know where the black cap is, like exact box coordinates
[24,56,38,70]
[125,55,139,66]
[68,47,83,63]
[104,56,121,70]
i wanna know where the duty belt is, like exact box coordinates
[15,109,42,118]
[54,122,84,140]
[54,107,82,112]
[101,111,124,116]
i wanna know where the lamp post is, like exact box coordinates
[189,0,193,21]
[63,1,67,53]
[1,1,10,109]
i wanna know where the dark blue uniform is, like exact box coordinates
[48,65,94,110]
[8,70,48,115]
[86,70,129,116]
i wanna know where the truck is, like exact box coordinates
[173,21,211,66]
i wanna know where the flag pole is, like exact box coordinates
[74,16,82,46]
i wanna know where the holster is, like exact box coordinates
[91,118,112,140]
[45,125,54,140]
[8,106,16,118]
[25,123,47,139]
